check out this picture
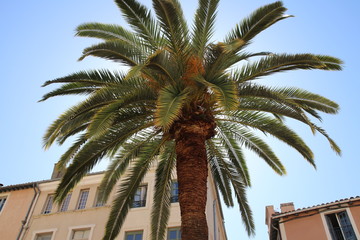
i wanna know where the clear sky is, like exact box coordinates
[1,0,359,239]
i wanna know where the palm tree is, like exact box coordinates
[40,1,342,239]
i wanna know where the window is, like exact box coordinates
[71,229,90,240]
[326,211,358,240]
[170,181,179,203]
[132,185,147,208]
[0,196,7,212]
[42,195,54,214]
[93,188,105,207]
[77,189,89,210]
[35,232,53,240]
[59,193,72,212]
[125,231,143,240]
[167,228,181,240]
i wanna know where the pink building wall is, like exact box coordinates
[350,205,360,232]
[267,198,360,240]
[0,188,36,239]
[281,210,328,240]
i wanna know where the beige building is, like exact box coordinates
[266,197,360,240]
[0,165,227,240]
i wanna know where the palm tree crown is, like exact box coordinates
[41,0,342,239]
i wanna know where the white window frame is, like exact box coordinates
[59,192,72,212]
[67,224,95,240]
[132,185,147,208]
[76,189,90,210]
[0,194,9,214]
[31,228,57,240]
[125,230,144,240]
[42,194,54,214]
[93,188,105,207]
[320,207,360,240]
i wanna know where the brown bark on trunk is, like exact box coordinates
[174,119,215,240]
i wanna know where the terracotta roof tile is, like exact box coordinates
[273,196,360,218]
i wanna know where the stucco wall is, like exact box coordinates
[349,204,360,238]
[0,188,35,240]
[281,211,327,240]
[350,205,360,230]
[23,167,227,240]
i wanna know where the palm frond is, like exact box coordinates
[43,76,155,149]
[217,122,286,175]
[232,174,255,236]
[144,49,178,85]
[204,43,241,80]
[152,0,189,57]
[40,83,97,102]
[78,40,144,66]
[42,69,124,87]
[310,124,341,155]
[236,83,320,128]
[234,54,343,83]
[278,87,339,114]
[86,96,154,139]
[155,85,190,130]
[151,141,176,240]
[207,138,254,235]
[206,139,234,207]
[225,1,290,45]
[76,22,142,45]
[192,0,219,56]
[42,92,117,149]
[215,127,251,185]
[114,0,162,49]
[104,137,167,240]
[54,120,152,202]
[224,111,315,164]
[56,133,88,169]
[194,75,239,111]
[99,130,161,202]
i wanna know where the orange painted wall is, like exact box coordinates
[0,188,35,239]
[281,212,327,240]
[350,204,360,233]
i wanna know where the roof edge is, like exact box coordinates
[273,196,360,219]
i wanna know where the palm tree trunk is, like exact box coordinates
[174,119,215,240]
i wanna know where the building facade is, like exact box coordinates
[266,197,360,240]
[0,182,39,239]
[0,165,227,240]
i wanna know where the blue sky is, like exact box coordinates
[1,0,359,239]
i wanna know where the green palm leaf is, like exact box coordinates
[226,1,290,45]
[192,0,219,56]
[76,22,141,44]
[206,139,234,207]
[79,40,144,66]
[99,130,161,202]
[278,87,339,114]
[155,85,190,130]
[194,75,239,111]
[114,0,161,48]
[208,137,254,235]
[217,122,286,175]
[152,0,189,57]
[104,137,166,240]
[216,127,251,185]
[151,141,176,240]
[234,54,343,83]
